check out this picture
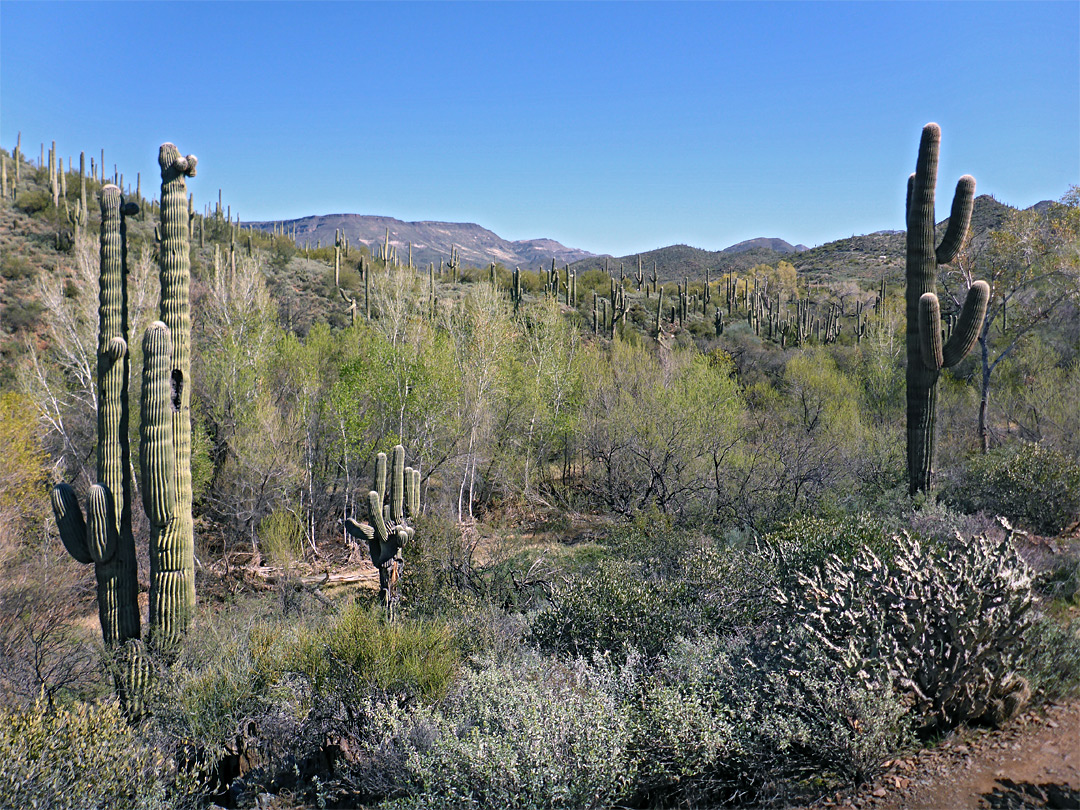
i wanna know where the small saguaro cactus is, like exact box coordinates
[905,123,989,494]
[345,444,420,617]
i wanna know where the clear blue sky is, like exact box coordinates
[2,1,1077,256]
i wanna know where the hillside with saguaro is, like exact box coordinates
[1,115,1078,810]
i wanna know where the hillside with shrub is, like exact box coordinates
[0,137,1078,810]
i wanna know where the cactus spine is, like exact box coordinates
[905,123,989,494]
[150,143,198,646]
[344,444,419,617]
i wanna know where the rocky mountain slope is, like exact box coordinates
[245,213,596,270]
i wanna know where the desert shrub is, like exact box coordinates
[763,513,893,586]
[0,253,36,281]
[0,698,200,809]
[14,189,54,217]
[0,392,50,550]
[944,442,1080,535]
[530,557,685,659]
[341,653,639,809]
[780,530,1035,731]
[290,602,459,705]
[153,600,458,769]
[257,509,304,566]
[532,517,777,659]
[1034,555,1080,605]
[632,632,908,807]
[1022,615,1080,702]
[2,297,44,334]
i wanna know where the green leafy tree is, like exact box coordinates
[955,188,1080,452]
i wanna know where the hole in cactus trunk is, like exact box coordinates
[171,370,183,411]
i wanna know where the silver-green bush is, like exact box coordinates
[0,699,201,810]
[632,632,908,807]
[344,653,639,809]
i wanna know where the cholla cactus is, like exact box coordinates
[778,527,1034,730]
[345,444,420,617]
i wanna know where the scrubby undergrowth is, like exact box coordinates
[5,509,1077,809]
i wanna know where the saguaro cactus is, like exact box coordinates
[51,185,140,648]
[345,444,420,616]
[149,143,198,647]
[905,123,989,494]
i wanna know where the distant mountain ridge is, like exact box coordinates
[245,214,596,270]
[570,195,1039,285]
[249,195,1044,285]
[723,237,809,254]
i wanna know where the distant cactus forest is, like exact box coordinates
[1,127,1078,809]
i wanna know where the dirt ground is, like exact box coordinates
[805,700,1079,810]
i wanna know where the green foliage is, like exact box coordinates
[0,253,37,281]
[944,442,1080,535]
[532,516,776,659]
[1022,615,1080,702]
[530,557,686,659]
[764,513,893,585]
[0,698,200,809]
[14,189,55,217]
[581,340,742,521]
[0,392,50,543]
[147,597,458,788]
[258,509,304,566]
[291,602,458,705]
[269,234,297,272]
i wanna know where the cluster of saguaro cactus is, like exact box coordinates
[607,276,628,338]
[904,123,989,494]
[51,144,198,674]
[345,444,420,617]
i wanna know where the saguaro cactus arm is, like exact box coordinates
[918,282,990,371]
[936,177,976,264]
[140,322,176,527]
[940,280,989,367]
[52,483,92,564]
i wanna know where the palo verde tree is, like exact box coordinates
[956,187,1080,453]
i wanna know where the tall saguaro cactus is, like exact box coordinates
[50,143,199,664]
[345,444,420,617]
[150,143,198,647]
[51,185,141,648]
[905,123,989,494]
